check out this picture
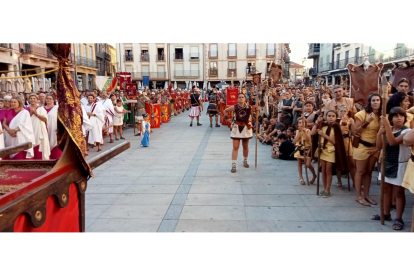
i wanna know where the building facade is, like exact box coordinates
[74,43,98,91]
[308,43,414,86]
[288,61,305,83]
[204,43,290,87]
[0,43,77,92]
[116,43,290,89]
[108,44,117,78]
[95,43,112,77]
[170,43,204,88]
[117,43,169,89]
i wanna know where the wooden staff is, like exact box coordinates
[316,83,324,196]
[380,75,388,225]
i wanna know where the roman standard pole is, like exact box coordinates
[380,74,388,225]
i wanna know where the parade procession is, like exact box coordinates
[1,42,414,235]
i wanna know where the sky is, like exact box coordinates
[289,43,312,68]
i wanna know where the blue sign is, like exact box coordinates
[143,76,150,87]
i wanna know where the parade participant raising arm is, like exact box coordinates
[353,93,382,206]
[25,93,50,160]
[371,107,410,230]
[225,93,258,173]
[44,94,62,159]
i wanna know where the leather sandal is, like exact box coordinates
[365,198,377,205]
[231,164,236,173]
[243,160,249,168]
[356,198,371,207]
[197,123,202,126]
[215,124,220,127]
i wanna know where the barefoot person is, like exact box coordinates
[353,93,382,206]
[294,117,316,185]
[225,93,258,173]
[312,110,348,197]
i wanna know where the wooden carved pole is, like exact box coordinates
[380,74,388,225]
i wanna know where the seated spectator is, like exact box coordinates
[276,133,296,160]
[287,127,295,142]
[258,118,269,143]
[271,140,279,159]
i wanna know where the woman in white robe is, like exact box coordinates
[25,93,50,160]
[44,94,61,159]
[85,94,105,152]
[1,97,34,159]
[81,104,92,156]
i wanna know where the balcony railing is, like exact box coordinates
[20,43,56,60]
[124,55,134,61]
[77,57,98,68]
[190,53,200,60]
[227,69,237,77]
[97,70,105,76]
[140,53,150,62]
[309,67,318,75]
[333,43,341,48]
[156,54,165,61]
[266,49,275,57]
[96,51,105,59]
[308,43,320,58]
[247,49,257,57]
[0,43,11,49]
[104,53,110,60]
[131,72,167,79]
[174,53,184,60]
[227,50,237,58]
[208,51,218,59]
[209,69,218,76]
[319,62,333,72]
[174,70,199,78]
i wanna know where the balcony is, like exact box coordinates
[140,53,150,62]
[104,53,111,60]
[0,43,11,51]
[77,57,98,69]
[156,54,165,61]
[174,53,184,61]
[190,53,200,60]
[209,69,218,77]
[96,51,105,59]
[308,43,320,58]
[208,51,218,59]
[227,50,237,58]
[247,49,257,57]
[309,67,318,75]
[333,43,341,48]
[131,72,167,79]
[283,52,290,62]
[319,62,333,72]
[20,43,56,60]
[282,67,289,78]
[227,69,237,77]
[174,70,199,78]
[124,55,134,62]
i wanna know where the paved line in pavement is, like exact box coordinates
[157,124,213,232]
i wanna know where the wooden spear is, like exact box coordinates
[380,74,388,225]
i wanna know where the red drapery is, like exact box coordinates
[14,183,80,232]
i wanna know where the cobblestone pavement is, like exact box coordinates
[85,103,413,232]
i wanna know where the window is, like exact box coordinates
[229,61,236,69]
[247,62,253,74]
[210,62,217,70]
[327,55,330,63]
[175,47,183,60]
[355,47,360,62]
[229,43,236,56]
[345,50,349,65]
[157,48,164,60]
[320,57,323,69]
[125,48,133,61]
[125,66,133,73]
[266,61,271,72]
[248,43,256,56]
[267,43,275,56]
[89,46,93,60]
[141,49,149,61]
[77,44,80,56]
[157,66,165,78]
[190,46,199,59]
[337,53,340,62]
[210,44,217,57]
[83,44,87,57]
[142,66,149,76]
[191,63,198,76]
[175,63,183,77]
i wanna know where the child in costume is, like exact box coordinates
[141,113,150,147]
